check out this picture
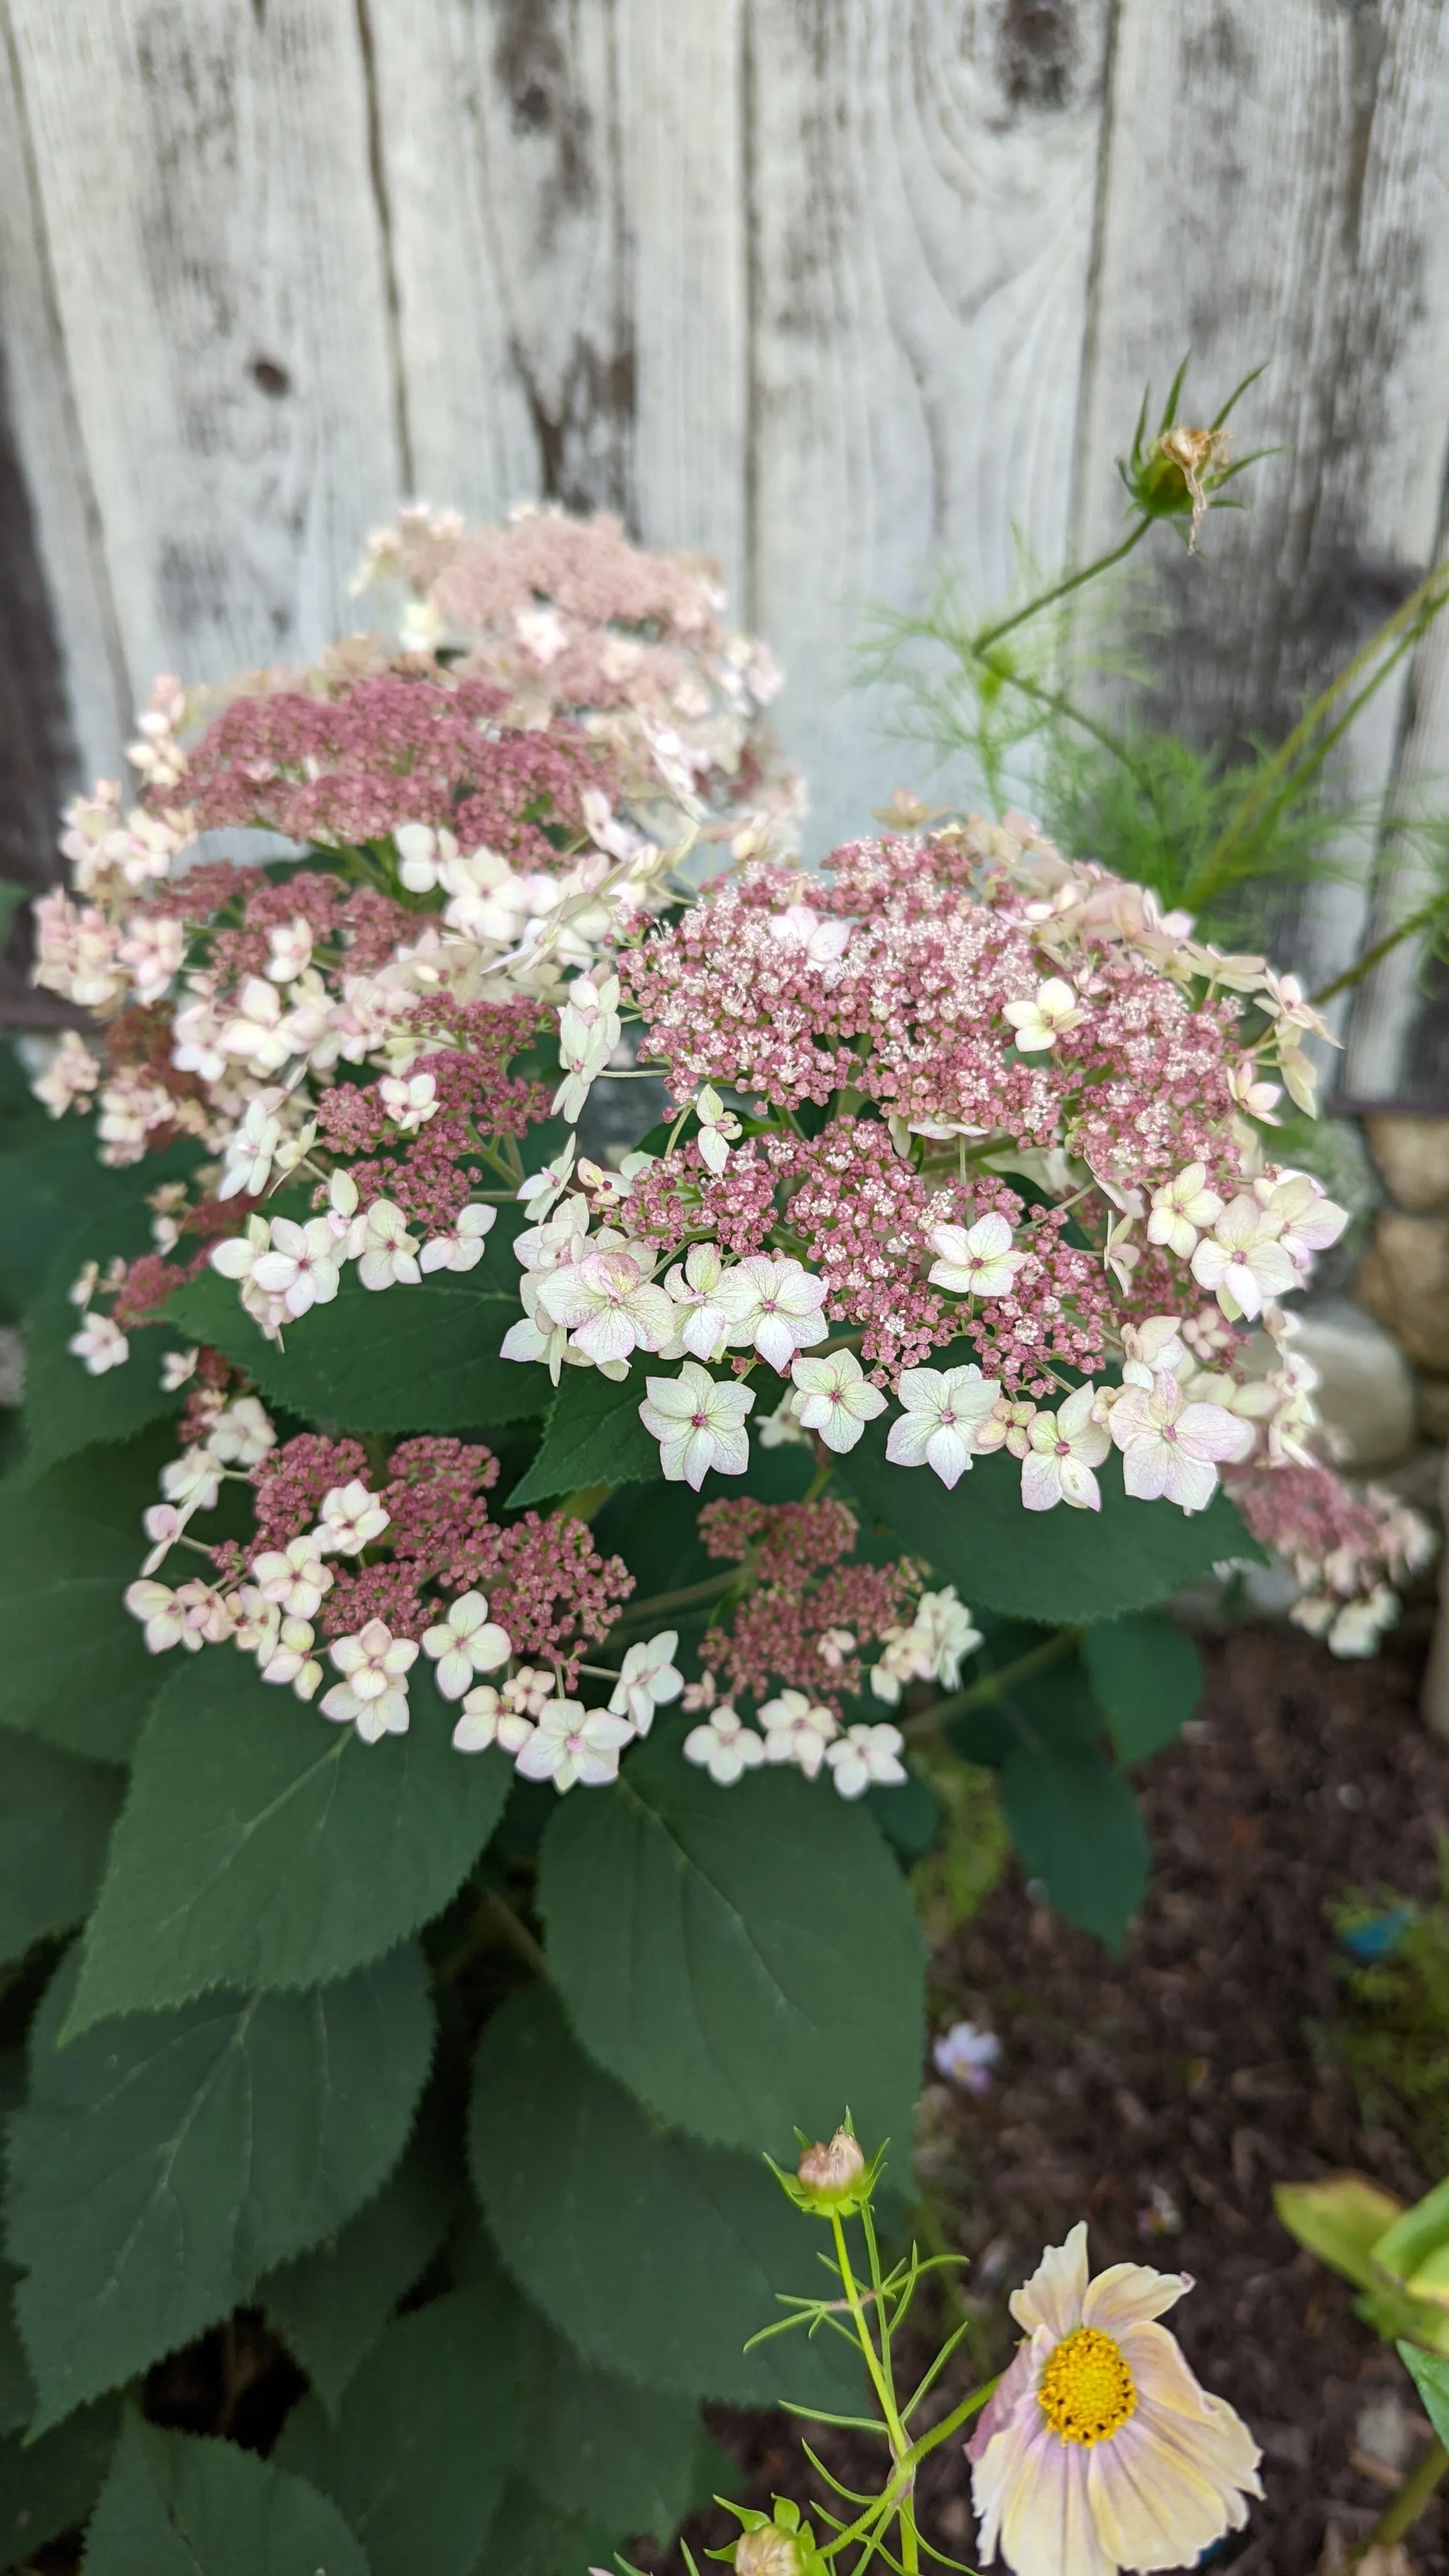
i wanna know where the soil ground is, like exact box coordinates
[657,1623,1449,2576]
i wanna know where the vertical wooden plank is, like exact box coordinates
[1342,553,1449,1100]
[749,0,1114,857]
[4,0,405,735]
[371,0,749,610]
[1073,0,1449,1014]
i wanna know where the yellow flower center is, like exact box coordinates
[1038,2326,1137,2445]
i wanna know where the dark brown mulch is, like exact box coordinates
[656,1623,1449,2576]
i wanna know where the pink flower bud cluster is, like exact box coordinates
[691,1497,921,1716]
[1227,1458,1436,1657]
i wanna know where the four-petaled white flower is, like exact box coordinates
[1109,1370,1254,1513]
[219,975,292,1072]
[251,1535,332,1618]
[264,916,314,983]
[160,1449,222,1514]
[204,1395,276,1467]
[514,1699,635,1791]
[250,1217,342,1318]
[379,1071,438,1133]
[683,1705,766,1784]
[218,1094,284,1200]
[607,1630,684,1733]
[1259,1169,1348,1268]
[321,1620,418,1742]
[788,1349,887,1454]
[261,1616,323,1699]
[420,1204,496,1274]
[885,1364,1002,1489]
[420,1591,512,1701]
[211,1213,273,1289]
[758,1690,839,1780]
[871,1587,983,1702]
[124,1578,232,1654]
[825,1722,907,1799]
[1003,976,1088,1052]
[160,1347,199,1392]
[928,1214,1027,1301]
[1146,1163,1225,1260]
[638,1361,756,1489]
[535,1246,675,1366]
[516,1138,576,1223]
[1190,1193,1297,1320]
[313,1479,391,1555]
[450,1687,538,1756]
[553,973,622,1123]
[663,1241,736,1361]
[766,905,853,969]
[693,1084,742,1174]
[68,1313,129,1374]
[1020,1384,1111,1514]
[716,1255,829,1372]
[357,1199,421,1291]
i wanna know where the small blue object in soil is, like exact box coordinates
[1338,1905,1417,1963]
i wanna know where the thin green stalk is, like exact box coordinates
[1310,889,1446,1009]
[829,2212,920,2575]
[901,1629,1079,1741]
[969,519,1154,659]
[1354,2433,1449,2559]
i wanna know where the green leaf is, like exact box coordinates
[277,2285,523,2576]
[0,2397,118,2563]
[9,1944,433,2430]
[0,1425,177,1760]
[469,1984,858,2409]
[540,1728,924,2155]
[0,2267,30,2437]
[489,2477,611,2576]
[519,2306,703,2542]
[507,1365,661,1506]
[19,1228,181,1481]
[83,2412,371,2576]
[1399,2342,1449,2447]
[66,1653,510,2033]
[165,1227,542,1434]
[1273,2175,1404,2291]
[1082,1614,1203,1764]
[263,2106,459,2415]
[0,1130,196,1320]
[836,1429,1261,1624]
[0,1731,123,1961]
[999,1735,1149,1948]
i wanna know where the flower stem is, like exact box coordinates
[1354,2434,1449,2559]
[901,1628,1080,1741]
[968,518,1154,659]
[1310,891,1446,1010]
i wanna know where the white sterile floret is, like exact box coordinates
[516,1137,576,1223]
[683,1706,766,1784]
[534,1246,675,1366]
[1146,1163,1224,1260]
[261,1617,323,1699]
[321,1621,418,1742]
[514,1700,635,1791]
[826,1722,907,1799]
[123,1578,233,1654]
[356,1199,422,1291]
[210,1213,272,1286]
[218,975,292,1072]
[1189,1194,1296,1321]
[871,1587,983,1703]
[313,1479,391,1555]
[553,973,622,1124]
[217,1093,284,1200]
[927,1214,1026,1300]
[68,1313,129,1374]
[250,1217,342,1318]
[420,1591,512,1700]
[663,1241,737,1361]
[693,1083,742,1174]
[885,1363,1002,1489]
[264,916,313,983]
[717,1254,829,1373]
[758,1690,839,1780]
[638,1361,755,1489]
[766,904,852,969]
[1002,975,1087,1051]
[419,1204,496,1275]
[379,1071,439,1132]
[160,1449,223,1515]
[1108,1370,1254,1513]
[450,1687,537,1757]
[394,822,456,893]
[160,1347,199,1392]
[608,1631,684,1733]
[1020,1383,1111,1514]
[204,1395,276,1467]
[251,1537,333,1619]
[789,1349,888,1453]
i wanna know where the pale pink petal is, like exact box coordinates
[1121,1441,1172,1502]
[1057,1455,1102,1511]
[1160,1450,1219,1514]
[1020,1450,1064,1513]
[1082,2262,1191,2335]
[1010,2223,1090,2337]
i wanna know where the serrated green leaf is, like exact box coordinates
[277,2285,523,2576]
[469,1984,858,2409]
[0,2267,29,2437]
[263,2105,459,2415]
[519,2306,703,2542]
[165,1222,542,1434]
[9,1945,433,2429]
[0,1425,176,1760]
[19,1226,181,1482]
[0,2396,118,2562]
[836,1427,1260,1624]
[66,1653,510,2034]
[82,2411,371,2576]
[540,1728,924,2155]
[1082,1614,1203,1764]
[507,1367,662,1506]
[0,1129,195,1320]
[999,1736,1149,1947]
[0,1731,123,1961]
[1399,2342,1449,2446]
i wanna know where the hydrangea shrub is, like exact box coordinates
[0,510,1424,2567]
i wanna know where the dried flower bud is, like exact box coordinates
[735,2526,804,2576]
[1133,425,1232,550]
[796,2126,866,2202]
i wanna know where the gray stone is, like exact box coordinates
[1290,1298,1416,1470]
[1365,1114,1449,1213]
[1357,1211,1449,1373]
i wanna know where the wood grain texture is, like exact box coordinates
[749,0,1113,855]
[1073,0,1449,1011]
[3,0,404,748]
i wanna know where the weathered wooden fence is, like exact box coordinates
[3,0,1449,1094]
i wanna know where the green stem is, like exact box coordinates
[607,1568,740,1629]
[969,518,1154,659]
[1355,2434,1449,2559]
[903,2375,999,2472]
[901,1629,1079,1742]
[829,2212,919,2576]
[1310,891,1446,1010]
